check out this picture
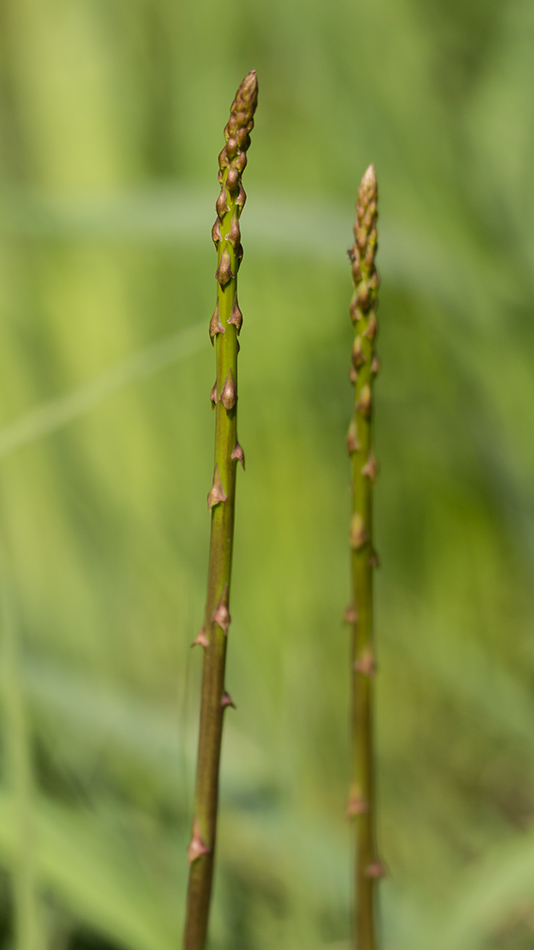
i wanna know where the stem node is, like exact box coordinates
[221,691,236,710]
[187,821,211,865]
[191,627,209,649]
[212,584,231,635]
[207,464,227,509]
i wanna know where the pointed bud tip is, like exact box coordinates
[232,70,258,122]
[209,305,224,344]
[356,384,372,419]
[346,795,368,817]
[240,69,258,97]
[361,454,378,482]
[354,649,377,677]
[216,248,234,287]
[219,368,237,411]
[207,465,227,509]
[231,442,245,469]
[212,583,231,634]
[187,820,210,864]
[221,691,236,710]
[365,860,386,880]
[350,512,369,550]
[356,164,378,222]
[191,626,209,649]
[362,164,376,190]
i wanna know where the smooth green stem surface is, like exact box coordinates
[347,166,382,950]
[184,71,257,950]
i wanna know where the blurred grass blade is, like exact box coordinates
[435,826,534,950]
[0,554,43,949]
[0,788,181,950]
[0,321,205,459]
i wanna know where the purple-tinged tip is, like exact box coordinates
[239,70,258,102]
[207,465,227,509]
[347,795,368,818]
[212,583,231,635]
[191,626,209,649]
[231,441,245,469]
[365,860,386,880]
[361,453,378,482]
[219,369,237,411]
[228,297,243,333]
[187,820,210,864]
[211,219,222,246]
[209,304,225,344]
[350,512,369,550]
[216,248,234,287]
[354,649,377,677]
[221,691,236,710]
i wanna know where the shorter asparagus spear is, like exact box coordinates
[346,165,384,950]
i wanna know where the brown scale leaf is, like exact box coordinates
[207,465,227,509]
[212,583,231,635]
[219,369,237,411]
[187,820,210,865]
[216,248,234,287]
[361,453,377,482]
[347,795,368,817]
[365,860,387,880]
[231,441,245,469]
[354,649,377,677]
[221,691,236,710]
[191,626,209,649]
[228,297,243,333]
[350,512,369,550]
[356,384,372,419]
[209,304,225,344]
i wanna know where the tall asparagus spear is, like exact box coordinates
[346,165,384,950]
[183,71,258,950]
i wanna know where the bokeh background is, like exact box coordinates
[0,0,533,947]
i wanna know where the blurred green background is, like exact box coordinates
[0,0,533,947]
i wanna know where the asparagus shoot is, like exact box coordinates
[346,165,384,950]
[183,70,258,950]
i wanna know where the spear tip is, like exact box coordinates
[361,163,376,190]
[231,70,259,129]
[240,69,258,100]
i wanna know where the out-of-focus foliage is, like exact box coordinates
[0,0,533,947]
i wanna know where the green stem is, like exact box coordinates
[183,70,258,950]
[346,166,383,950]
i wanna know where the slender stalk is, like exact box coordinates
[346,165,383,950]
[183,71,258,950]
